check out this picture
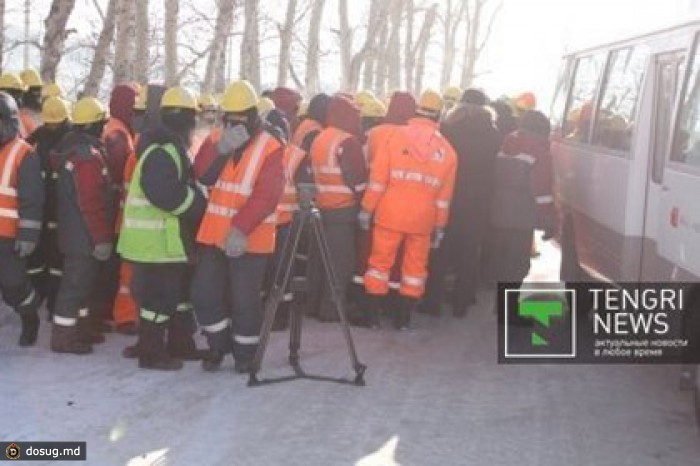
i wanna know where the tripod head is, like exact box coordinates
[296,182,318,211]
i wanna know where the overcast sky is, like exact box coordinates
[4,0,700,109]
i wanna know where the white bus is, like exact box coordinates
[550,20,700,283]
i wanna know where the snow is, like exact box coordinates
[1,236,699,465]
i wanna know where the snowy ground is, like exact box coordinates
[1,237,699,466]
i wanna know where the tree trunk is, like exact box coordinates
[240,0,260,89]
[40,0,77,82]
[338,0,353,90]
[305,0,325,95]
[135,0,149,83]
[413,4,437,96]
[215,34,230,93]
[164,0,179,86]
[403,0,414,92]
[0,0,5,73]
[372,19,389,95]
[277,0,297,87]
[385,0,403,94]
[461,0,501,89]
[346,0,389,92]
[203,0,236,93]
[83,0,119,96]
[113,0,136,86]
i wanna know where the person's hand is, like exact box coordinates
[14,240,36,258]
[92,243,113,261]
[431,228,445,249]
[358,210,372,231]
[217,124,250,156]
[223,228,247,258]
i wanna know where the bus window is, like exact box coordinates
[550,59,573,135]
[592,46,649,154]
[563,52,606,142]
[673,41,700,168]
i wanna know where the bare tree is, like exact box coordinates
[83,0,119,96]
[203,0,236,93]
[0,0,5,72]
[440,0,467,90]
[135,0,149,83]
[113,0,137,85]
[240,0,260,89]
[413,3,437,95]
[276,0,297,87]
[40,0,77,82]
[305,0,325,95]
[403,0,415,92]
[460,0,501,89]
[164,0,179,85]
[338,0,390,91]
[383,0,403,94]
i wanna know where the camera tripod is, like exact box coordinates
[248,192,366,387]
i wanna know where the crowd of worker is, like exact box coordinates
[0,69,556,373]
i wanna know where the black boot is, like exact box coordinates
[51,324,92,354]
[77,314,106,345]
[395,296,417,330]
[232,340,257,374]
[350,294,382,329]
[167,312,210,361]
[201,327,234,372]
[137,319,183,371]
[18,311,39,347]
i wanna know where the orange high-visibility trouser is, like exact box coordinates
[364,225,431,298]
[112,262,137,324]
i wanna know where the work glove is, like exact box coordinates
[14,240,36,258]
[431,228,445,249]
[358,210,372,231]
[92,243,114,261]
[217,124,250,157]
[223,228,247,258]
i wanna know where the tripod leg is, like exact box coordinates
[289,299,302,372]
[309,211,366,385]
[249,212,307,385]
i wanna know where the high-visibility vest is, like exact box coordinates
[0,138,32,239]
[104,117,136,233]
[277,119,323,225]
[196,131,282,254]
[117,143,191,263]
[310,127,355,210]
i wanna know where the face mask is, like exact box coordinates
[217,122,251,156]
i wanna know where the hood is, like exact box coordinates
[325,96,361,137]
[385,92,416,125]
[442,102,494,128]
[271,87,302,122]
[307,93,330,125]
[135,122,187,157]
[109,84,138,131]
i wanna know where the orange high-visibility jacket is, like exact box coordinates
[104,118,136,233]
[197,131,282,254]
[277,119,323,225]
[310,126,356,210]
[362,117,457,235]
[0,137,33,238]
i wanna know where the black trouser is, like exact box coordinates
[54,253,101,324]
[130,262,191,322]
[90,252,120,321]
[306,206,358,321]
[421,224,456,312]
[0,239,40,315]
[191,246,269,361]
[490,227,533,321]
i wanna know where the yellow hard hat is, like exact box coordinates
[297,100,309,117]
[355,90,376,109]
[0,73,27,92]
[161,86,198,111]
[199,92,218,110]
[41,82,64,99]
[41,97,71,124]
[362,98,387,118]
[221,80,258,113]
[72,97,108,125]
[20,68,43,88]
[134,85,148,111]
[257,96,275,115]
[417,89,443,115]
[443,86,461,103]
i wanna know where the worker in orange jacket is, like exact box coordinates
[360,90,457,329]
[191,80,284,374]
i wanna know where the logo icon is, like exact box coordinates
[502,287,576,359]
[6,443,20,460]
